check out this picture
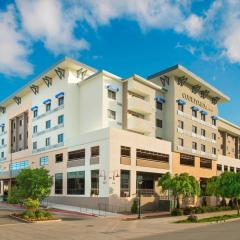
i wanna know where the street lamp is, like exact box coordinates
[137,175,143,219]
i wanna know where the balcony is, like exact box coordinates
[128,96,153,115]
[120,156,131,165]
[136,158,169,169]
[127,114,153,134]
[67,158,85,168]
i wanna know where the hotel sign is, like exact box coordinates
[182,93,214,112]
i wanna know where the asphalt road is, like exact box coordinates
[134,220,240,240]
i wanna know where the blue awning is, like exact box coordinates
[211,115,219,120]
[191,106,200,111]
[43,99,51,104]
[31,106,38,111]
[0,123,5,127]
[106,84,119,92]
[176,99,186,105]
[155,96,165,103]
[55,92,64,98]
[200,110,208,115]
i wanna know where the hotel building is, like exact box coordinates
[0,57,239,211]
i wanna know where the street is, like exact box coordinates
[0,204,240,240]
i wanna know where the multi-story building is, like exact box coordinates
[0,57,239,210]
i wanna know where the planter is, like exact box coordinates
[10,213,61,223]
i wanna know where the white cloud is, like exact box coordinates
[0,5,32,76]
[15,0,89,55]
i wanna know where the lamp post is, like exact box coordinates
[137,175,143,219]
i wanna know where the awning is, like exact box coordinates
[0,123,5,127]
[155,96,165,103]
[176,99,186,105]
[31,106,38,111]
[191,106,200,111]
[106,84,119,92]
[211,115,219,120]
[55,92,64,98]
[43,99,51,104]
[200,110,208,115]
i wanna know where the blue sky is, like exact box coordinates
[1,0,240,124]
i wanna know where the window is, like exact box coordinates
[120,170,130,197]
[58,96,64,106]
[19,134,22,141]
[10,160,29,170]
[58,133,64,143]
[212,118,216,126]
[178,138,184,147]
[1,139,4,145]
[201,113,206,121]
[67,171,85,195]
[180,154,195,166]
[68,149,85,160]
[237,168,240,173]
[178,104,184,112]
[217,164,222,171]
[33,109,38,118]
[156,119,162,128]
[121,146,131,157]
[58,115,64,125]
[108,89,116,100]
[192,109,197,117]
[91,170,99,196]
[45,137,50,147]
[91,146,99,157]
[19,119,23,126]
[200,158,212,169]
[108,109,116,120]
[46,120,51,129]
[1,125,5,132]
[129,91,144,100]
[212,147,216,155]
[201,129,206,137]
[1,152,4,158]
[128,110,144,119]
[192,125,197,134]
[33,125,38,133]
[46,103,51,112]
[230,167,235,172]
[40,156,48,166]
[178,120,184,129]
[55,153,63,163]
[224,165,228,172]
[212,133,216,140]
[201,144,206,152]
[136,149,169,163]
[192,142,197,150]
[156,102,162,110]
[55,173,63,194]
[33,141,37,150]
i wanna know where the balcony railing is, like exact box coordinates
[67,158,85,168]
[32,142,64,154]
[32,123,64,138]
[32,105,64,122]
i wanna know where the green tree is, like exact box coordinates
[14,168,53,202]
[158,173,200,209]
[206,176,221,197]
[218,172,240,215]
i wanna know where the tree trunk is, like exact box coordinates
[236,199,240,215]
[176,196,180,209]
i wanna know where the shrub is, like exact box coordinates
[183,207,193,215]
[171,208,183,216]
[23,198,40,210]
[131,198,138,214]
[23,210,35,219]
[35,210,46,219]
[7,195,19,204]
[187,214,198,222]
[43,211,52,218]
